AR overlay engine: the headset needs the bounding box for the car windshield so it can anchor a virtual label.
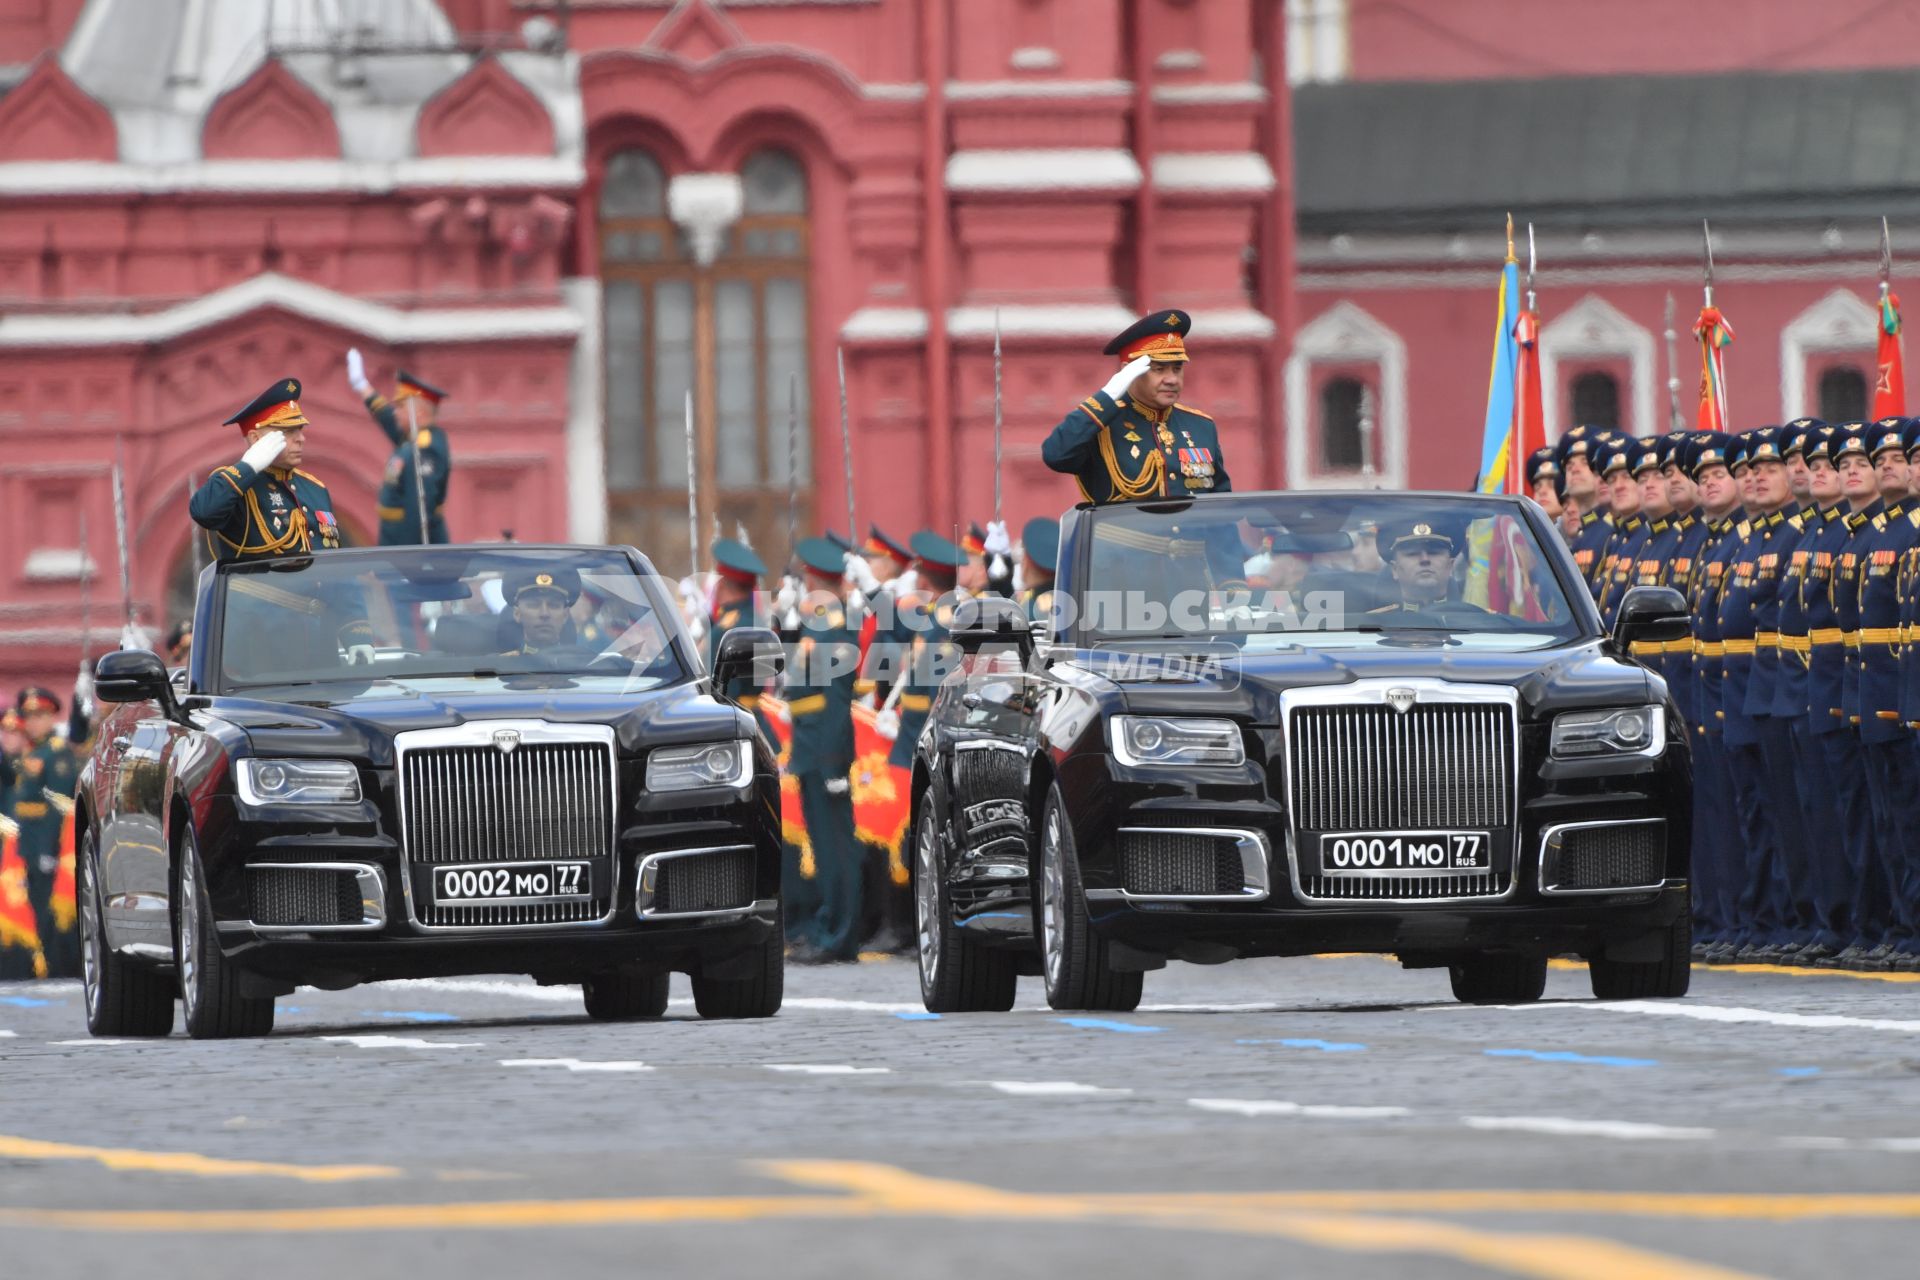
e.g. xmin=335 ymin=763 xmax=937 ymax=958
xmin=1073 ymin=493 xmax=1583 ymax=648
xmin=212 ymin=547 xmax=691 ymax=693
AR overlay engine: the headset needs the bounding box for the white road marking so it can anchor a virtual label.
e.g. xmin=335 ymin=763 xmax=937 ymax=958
xmin=1188 ymin=1099 xmax=1412 ymax=1119
xmin=0 ymin=1030 xmax=16 ymax=1038
xmin=1462 ymin=1115 xmax=1715 ymax=1142
xmin=500 ymin=1058 xmax=652 ymax=1073
xmin=380 ymin=979 xmax=579 ymax=1003
xmin=318 ymin=1035 xmax=483 ymax=1050
xmin=1481 ymin=999 xmax=1920 ymax=1034
xmin=982 ymin=1081 xmax=1132 ymax=1097
xmin=1869 ymin=1138 xmax=1920 ymax=1152
xmin=763 ymin=1064 xmax=892 ymax=1075
xmin=47 ymin=1039 xmax=131 ymax=1046
xmin=783 ymin=998 xmax=937 ymax=1014
xmin=1139 ymin=1003 xmax=1288 ymax=1014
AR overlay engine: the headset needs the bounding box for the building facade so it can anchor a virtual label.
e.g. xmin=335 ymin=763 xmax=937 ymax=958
xmin=0 ymin=0 xmax=1293 ymax=698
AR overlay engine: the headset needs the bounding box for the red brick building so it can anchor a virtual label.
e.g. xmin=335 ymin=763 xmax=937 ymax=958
xmin=0 ymin=0 xmax=1293 ymax=697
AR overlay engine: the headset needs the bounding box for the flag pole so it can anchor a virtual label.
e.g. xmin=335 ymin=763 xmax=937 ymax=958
xmin=1663 ymin=293 xmax=1684 ymax=433
xmin=1873 ymin=216 xmax=1905 ymax=419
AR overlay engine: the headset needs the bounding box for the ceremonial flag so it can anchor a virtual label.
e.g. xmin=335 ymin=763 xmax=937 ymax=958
xmin=1474 ymin=220 xmax=1524 ymax=496
xmin=761 ymin=695 xmax=912 ymax=886
xmin=1694 ymin=306 xmax=1734 ymax=432
xmin=1874 ymin=288 xmax=1905 ymax=419
xmin=1510 ymin=306 xmax=1546 ymax=494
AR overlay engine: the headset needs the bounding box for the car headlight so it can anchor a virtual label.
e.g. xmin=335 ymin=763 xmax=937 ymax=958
xmin=1550 ymin=706 xmax=1666 ymax=760
xmin=646 ymin=740 xmax=753 ymax=791
xmin=236 ymin=758 xmax=363 ymax=806
xmin=1110 ymin=716 xmax=1246 ymax=767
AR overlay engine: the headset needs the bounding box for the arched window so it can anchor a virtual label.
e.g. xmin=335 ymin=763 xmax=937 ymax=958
xmin=715 ymin=148 xmax=811 ymax=497
xmin=600 ymin=149 xmax=678 ymax=501
xmin=1318 ymin=376 xmax=1365 ymax=471
xmin=1570 ymin=371 xmax=1621 ymax=430
xmin=1819 ymin=365 xmax=1868 ymax=423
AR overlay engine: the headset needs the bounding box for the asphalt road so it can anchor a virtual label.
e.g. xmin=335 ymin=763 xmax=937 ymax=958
xmin=2 ymin=955 xmax=1917 ymax=1279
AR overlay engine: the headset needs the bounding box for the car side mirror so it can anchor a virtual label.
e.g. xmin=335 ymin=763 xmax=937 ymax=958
xmin=1613 ymin=585 xmax=1690 ymax=650
xmin=711 ymin=626 xmax=784 ymax=694
xmin=949 ymin=596 xmax=1033 ymax=656
xmin=94 ymin=649 xmax=174 ymax=706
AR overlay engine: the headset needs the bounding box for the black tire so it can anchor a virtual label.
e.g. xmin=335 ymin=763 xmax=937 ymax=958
xmin=79 ymin=828 xmax=174 ymax=1038
xmin=1449 ymin=952 xmax=1548 ymax=1004
xmin=174 ymin=825 xmax=274 ymax=1040
xmin=691 ymin=918 xmax=784 ymax=1019
xmin=914 ymin=802 xmax=1017 ymax=1013
xmin=1589 ymin=910 xmax=1692 ymax=1000
xmin=1036 ymin=783 xmax=1143 ymax=1012
xmin=581 ymin=970 xmax=670 ymax=1020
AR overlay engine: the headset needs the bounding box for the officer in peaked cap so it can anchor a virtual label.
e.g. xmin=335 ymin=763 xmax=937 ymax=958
xmin=1682 ymin=431 xmax=1745 ymax=955
xmin=1018 ymin=516 xmax=1061 ymax=624
xmin=1554 ymin=425 xmax=1616 ymax=591
xmin=1625 ymin=438 xmax=1682 ymax=666
xmin=190 ymin=378 xmax=349 ymax=562
xmin=1367 ymin=517 xmax=1488 ymax=623
xmin=1781 ymin=417 xmax=1824 ymax=515
xmin=853 ymin=525 xmax=914 ymax=708
xmin=1524 ymin=445 xmax=1562 ymax=523
xmin=346 ymin=351 xmax=452 ymax=545
xmin=500 ymin=566 xmax=583 ymax=654
xmin=785 ymin=536 xmax=864 ymax=962
xmin=708 ymin=538 xmax=774 ymax=741
xmin=1593 ymin=437 xmax=1652 ymax=627
xmin=888 ymin=531 xmax=969 ymax=771
xmin=822 ymin=529 xmax=854 ymax=555
xmin=1042 ymin=309 xmax=1231 ymax=504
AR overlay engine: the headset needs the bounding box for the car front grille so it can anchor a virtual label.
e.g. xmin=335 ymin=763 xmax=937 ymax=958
xmin=1543 ymin=822 xmax=1665 ymax=893
xmin=249 ymin=867 xmax=362 ymax=926
xmin=1285 ymin=698 xmax=1516 ymax=902
xmin=1118 ymin=830 xmax=1246 ymax=896
xmin=651 ymin=847 xmax=756 ymax=915
xmin=397 ymin=730 xmax=616 ymax=929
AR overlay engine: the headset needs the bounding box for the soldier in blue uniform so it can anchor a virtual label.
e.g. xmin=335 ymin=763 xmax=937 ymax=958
xmin=1525 ymin=445 xmax=1561 ymax=524
xmin=1018 ymin=516 xmax=1060 ymax=624
xmin=888 ymin=531 xmax=969 ymax=771
xmin=1625 ymin=438 xmax=1681 ymax=668
xmin=1593 ymin=438 xmax=1651 ymax=627
xmin=785 ymin=537 xmax=864 ymax=963
xmin=1681 ymin=434 xmax=1743 ymax=956
xmin=1854 ymin=420 xmax=1920 ymax=970
xmin=1554 ymin=426 xmax=1615 ymax=592
xmin=7 ymin=688 xmax=79 ymax=977
xmin=347 ymin=350 xmax=451 ymax=545
xmin=190 ymin=378 xmax=348 ymax=563
xmin=1042 ymin=309 xmax=1231 ymax=504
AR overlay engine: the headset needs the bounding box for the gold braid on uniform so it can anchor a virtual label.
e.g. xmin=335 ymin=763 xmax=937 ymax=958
xmin=1097 ymin=427 xmax=1167 ymax=499
xmin=210 ymin=473 xmax=312 ymax=558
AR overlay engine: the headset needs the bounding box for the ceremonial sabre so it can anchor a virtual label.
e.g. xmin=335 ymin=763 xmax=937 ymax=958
xmin=786 ymin=372 xmax=800 ymax=571
xmin=405 ymin=395 xmax=430 ymax=545
xmin=110 ymin=444 xmax=134 ymax=644
xmin=684 ymin=388 xmax=699 ymax=581
xmin=77 ymin=511 xmax=92 ymax=671
xmin=1702 ymin=219 xmax=1716 ymax=309
xmin=1881 ymin=215 xmax=1895 ymax=308
xmin=1663 ymin=292 xmax=1684 ymax=433
xmin=836 ymin=345 xmax=855 ymax=545
xmin=991 ymin=309 xmax=1007 ymax=579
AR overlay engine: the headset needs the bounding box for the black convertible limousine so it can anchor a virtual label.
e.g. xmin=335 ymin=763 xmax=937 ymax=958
xmin=910 ymin=491 xmax=1693 ymax=1013
xmin=76 ymin=545 xmax=785 ymax=1038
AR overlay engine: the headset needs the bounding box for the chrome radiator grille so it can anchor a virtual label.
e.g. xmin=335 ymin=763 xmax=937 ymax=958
xmin=396 ymin=730 xmax=616 ymax=929
xmin=1286 ymin=699 xmax=1516 ymax=902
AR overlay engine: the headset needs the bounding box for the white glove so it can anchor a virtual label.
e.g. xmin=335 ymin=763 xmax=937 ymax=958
xmin=847 ymin=586 xmax=868 ymax=615
xmin=240 ymin=431 xmax=286 ymax=473
xmin=891 ymin=568 xmax=917 ymax=599
xmin=984 ymin=521 xmax=1011 ymax=557
xmin=1101 ymin=354 xmax=1153 ymax=401
xmin=346 ymin=644 xmax=376 ymax=666
xmin=346 ymin=347 xmax=370 ymax=395
xmin=774 ymin=575 xmax=800 ymax=617
xmin=874 ymin=708 xmax=900 ymax=741
xmin=120 ymin=623 xmax=148 ymax=652
xmin=844 ymin=550 xmax=881 ymax=595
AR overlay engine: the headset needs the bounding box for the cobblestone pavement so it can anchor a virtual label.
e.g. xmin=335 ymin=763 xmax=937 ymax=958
xmin=2 ymin=955 xmax=1917 ymax=1279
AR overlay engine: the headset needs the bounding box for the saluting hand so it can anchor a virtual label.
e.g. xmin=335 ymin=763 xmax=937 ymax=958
xmin=346 ymin=347 xmax=370 ymax=396
xmin=1101 ymin=354 xmax=1153 ymax=401
xmin=240 ymin=430 xmax=286 ymax=473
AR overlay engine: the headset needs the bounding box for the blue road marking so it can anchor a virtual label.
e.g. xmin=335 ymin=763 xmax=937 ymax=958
xmin=367 ymin=1011 xmax=459 ymax=1023
xmin=1056 ymin=1017 xmax=1163 ymax=1034
xmin=1237 ymin=1038 xmax=1367 ymax=1052
xmin=0 ymin=996 xmax=55 ymax=1008
xmin=894 ymin=1012 xmax=942 ymax=1021
xmin=1776 ymin=1067 xmax=1822 ymax=1077
xmin=1485 ymin=1048 xmax=1657 ymax=1068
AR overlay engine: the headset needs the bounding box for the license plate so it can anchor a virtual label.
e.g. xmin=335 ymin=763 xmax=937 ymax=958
xmin=432 ymin=861 xmax=593 ymax=906
xmin=1318 ymin=831 xmax=1491 ymax=875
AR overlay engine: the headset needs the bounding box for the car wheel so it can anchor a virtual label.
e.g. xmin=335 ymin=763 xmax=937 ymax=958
xmin=80 ymin=828 xmax=173 ymax=1038
xmin=915 ymin=801 xmax=1016 ymax=1013
xmin=1036 ymin=783 xmax=1142 ymax=1012
xmin=1589 ymin=909 xmax=1692 ymax=1000
xmin=581 ymin=970 xmax=670 ymax=1020
xmin=691 ymin=916 xmax=784 ymax=1019
xmin=174 ymin=825 xmax=274 ymax=1040
xmin=1448 ymin=952 xmax=1548 ymax=1004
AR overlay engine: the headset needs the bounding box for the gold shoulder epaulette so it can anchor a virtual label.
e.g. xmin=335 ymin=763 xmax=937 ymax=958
xmin=1737 ymin=520 xmax=1751 ymax=538
xmin=1173 ymin=402 xmax=1215 ymax=422
xmin=293 ymin=468 xmax=325 ymax=485
xmin=1872 ymin=514 xmax=1888 ymax=531
xmin=1788 ymin=513 xmax=1805 ymax=531
xmin=1908 ymin=508 xmax=1920 ymax=529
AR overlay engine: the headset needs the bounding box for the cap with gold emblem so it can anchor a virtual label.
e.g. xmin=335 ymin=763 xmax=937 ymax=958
xmin=1376 ymin=518 xmax=1462 ymax=558
xmin=223 ymin=378 xmax=309 ymax=433
xmin=960 ymin=523 xmax=988 ymax=559
xmin=1103 ymin=309 xmax=1192 ymax=364
xmin=16 ymin=685 xmax=61 ymax=715
xmin=503 ymin=566 xmax=581 ymax=606
xmin=393 ymin=370 xmax=449 ymax=404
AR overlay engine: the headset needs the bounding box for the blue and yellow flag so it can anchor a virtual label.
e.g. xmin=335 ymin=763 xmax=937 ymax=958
xmin=1475 ymin=235 xmax=1523 ymax=495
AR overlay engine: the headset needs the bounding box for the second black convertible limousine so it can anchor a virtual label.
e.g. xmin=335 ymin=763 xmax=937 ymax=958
xmin=76 ymin=545 xmax=785 ymax=1038
xmin=910 ymin=491 xmax=1693 ymax=1013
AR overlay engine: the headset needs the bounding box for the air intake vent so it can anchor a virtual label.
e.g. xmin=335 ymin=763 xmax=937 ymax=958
xmin=1543 ymin=822 xmax=1665 ymax=893
xmin=250 ymin=867 xmax=361 ymax=926
xmin=652 ymin=848 xmax=756 ymax=915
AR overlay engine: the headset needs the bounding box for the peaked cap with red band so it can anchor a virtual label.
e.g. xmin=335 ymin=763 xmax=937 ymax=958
xmin=1103 ymin=309 xmax=1192 ymax=364
xmin=393 ymin=370 xmax=450 ymax=404
xmin=223 ymin=377 xmax=310 ymax=433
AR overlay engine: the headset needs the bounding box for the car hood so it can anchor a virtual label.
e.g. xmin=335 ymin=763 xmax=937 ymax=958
xmin=1068 ymin=639 xmax=1653 ymax=724
xmin=204 ymin=677 xmax=746 ymax=762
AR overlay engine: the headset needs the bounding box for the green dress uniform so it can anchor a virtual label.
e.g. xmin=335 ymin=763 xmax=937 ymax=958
xmin=1018 ymin=516 xmax=1060 ymax=625
xmin=363 ymin=371 xmax=451 ymax=545
xmin=890 ymin=531 xmax=968 ymax=770
xmin=1042 ymin=309 xmax=1232 ymax=504
xmin=708 ymin=538 xmax=774 ymax=743
xmin=9 ymin=689 xmax=78 ymax=977
xmin=787 ymin=538 xmax=863 ymax=960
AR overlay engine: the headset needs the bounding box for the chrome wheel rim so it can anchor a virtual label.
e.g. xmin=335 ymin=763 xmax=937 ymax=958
xmin=915 ymin=810 xmax=941 ymax=987
xmin=1041 ymin=804 xmax=1066 ymax=990
xmin=177 ymin=835 xmax=199 ymax=1022
xmin=79 ymin=843 xmax=101 ymax=1018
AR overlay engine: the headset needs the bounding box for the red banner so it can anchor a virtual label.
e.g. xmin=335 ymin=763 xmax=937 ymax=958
xmin=1875 ymin=290 xmax=1905 ymax=420
xmin=761 ymin=696 xmax=913 ymax=886
xmin=1510 ymin=308 xmax=1547 ymax=495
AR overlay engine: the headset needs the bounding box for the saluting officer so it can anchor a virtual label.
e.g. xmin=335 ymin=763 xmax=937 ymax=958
xmin=786 ymin=537 xmax=864 ymax=963
xmin=1043 ymin=309 xmax=1230 ymax=503
xmin=1854 ymin=419 xmax=1920 ymax=970
xmin=887 ymin=531 xmax=971 ymax=771
xmin=709 ymin=538 xmax=775 ymax=744
xmin=1555 ymin=426 xmax=1615 ymax=592
xmin=190 ymin=379 xmax=348 ymax=562
xmin=1018 ymin=516 xmax=1060 ymax=624
xmin=347 ymin=350 xmax=452 ymax=545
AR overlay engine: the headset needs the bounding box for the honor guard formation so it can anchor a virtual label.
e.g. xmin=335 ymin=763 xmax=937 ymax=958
xmin=1547 ymin=417 xmax=1920 ymax=971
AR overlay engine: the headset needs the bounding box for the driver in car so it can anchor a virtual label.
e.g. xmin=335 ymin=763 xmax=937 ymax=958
xmin=1369 ymin=518 xmax=1489 ymax=623
xmin=502 ymin=567 xmax=582 ymax=653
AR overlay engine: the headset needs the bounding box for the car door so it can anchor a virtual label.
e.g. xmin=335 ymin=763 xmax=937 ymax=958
xmin=105 ymin=710 xmax=175 ymax=955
